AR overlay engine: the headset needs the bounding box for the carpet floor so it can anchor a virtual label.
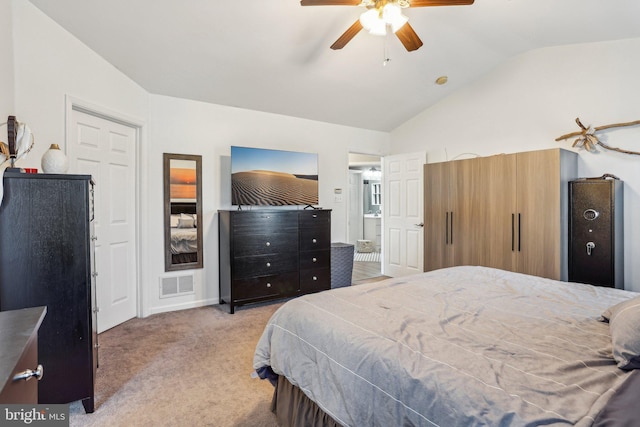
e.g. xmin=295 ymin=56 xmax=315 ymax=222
xmin=69 ymin=302 xmax=283 ymax=427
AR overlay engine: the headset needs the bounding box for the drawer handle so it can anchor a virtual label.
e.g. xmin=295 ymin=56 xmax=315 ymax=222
xmin=312 ymin=276 xmax=318 ymax=281
xmin=266 ymin=283 xmax=272 ymax=288
xmin=266 ymin=262 xmax=271 ymax=267
xmin=266 ymin=242 xmax=271 ymax=247
xmin=313 ymin=214 xmax=318 ymax=218
xmin=312 ymin=257 xmax=317 ymax=262
xmin=312 ymin=238 xmax=317 ymax=243
xmin=13 ymin=365 xmax=44 ymax=382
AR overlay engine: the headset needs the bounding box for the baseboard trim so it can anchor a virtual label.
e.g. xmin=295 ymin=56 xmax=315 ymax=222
xmin=148 ymin=298 xmax=220 ymax=316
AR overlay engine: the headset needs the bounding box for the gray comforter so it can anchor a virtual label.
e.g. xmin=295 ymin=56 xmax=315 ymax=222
xmin=253 ymin=266 xmax=638 ymax=426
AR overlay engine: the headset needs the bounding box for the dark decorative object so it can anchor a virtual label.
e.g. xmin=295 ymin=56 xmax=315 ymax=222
xmin=1 ymin=115 xmax=35 ymax=172
xmin=7 ymin=115 xmax=16 ymax=167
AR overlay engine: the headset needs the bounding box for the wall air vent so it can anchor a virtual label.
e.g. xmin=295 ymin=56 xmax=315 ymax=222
xmin=159 ymin=274 xmax=195 ymax=298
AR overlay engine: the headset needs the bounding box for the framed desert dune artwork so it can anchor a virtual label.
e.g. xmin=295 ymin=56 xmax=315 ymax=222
xmin=230 ymin=146 xmax=318 ymax=207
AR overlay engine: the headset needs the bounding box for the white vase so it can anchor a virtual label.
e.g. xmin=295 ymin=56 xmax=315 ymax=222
xmin=41 ymin=144 xmax=69 ymax=174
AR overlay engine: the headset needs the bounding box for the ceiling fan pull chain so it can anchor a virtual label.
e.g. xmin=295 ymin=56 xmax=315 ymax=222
xmin=383 ymin=36 xmax=391 ymax=66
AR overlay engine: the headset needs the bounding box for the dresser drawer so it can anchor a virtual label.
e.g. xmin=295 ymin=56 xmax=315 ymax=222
xmin=0 ymin=334 xmax=38 ymax=404
xmin=299 ymin=227 xmax=331 ymax=251
xmin=233 ymin=254 xmax=299 ymax=279
xmin=299 ymin=268 xmax=331 ymax=293
xmin=233 ymin=232 xmax=298 ymax=257
xmin=299 ymin=210 xmax=331 ymax=228
xmin=233 ymin=272 xmax=299 ymax=301
xmin=300 ymin=249 xmax=330 ymax=270
xmin=233 ymin=211 xmax=298 ymax=234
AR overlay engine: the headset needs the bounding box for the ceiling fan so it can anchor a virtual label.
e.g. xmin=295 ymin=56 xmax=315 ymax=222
xmin=301 ymin=0 xmax=474 ymax=52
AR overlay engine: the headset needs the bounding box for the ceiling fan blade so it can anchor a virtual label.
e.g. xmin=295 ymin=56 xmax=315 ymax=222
xmin=395 ymin=22 xmax=423 ymax=51
xmin=330 ymin=20 xmax=363 ymax=50
xmin=408 ymin=0 xmax=474 ymax=6
xmin=300 ymin=0 xmax=362 ymax=5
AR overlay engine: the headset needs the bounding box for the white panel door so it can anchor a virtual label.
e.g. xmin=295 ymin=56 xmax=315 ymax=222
xmin=68 ymin=109 xmax=137 ymax=333
xmin=383 ymin=152 xmax=426 ymax=277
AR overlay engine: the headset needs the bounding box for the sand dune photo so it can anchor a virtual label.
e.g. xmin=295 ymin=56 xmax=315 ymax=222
xmin=232 ymin=170 xmax=318 ymax=206
xmin=231 ymin=146 xmax=319 ymax=206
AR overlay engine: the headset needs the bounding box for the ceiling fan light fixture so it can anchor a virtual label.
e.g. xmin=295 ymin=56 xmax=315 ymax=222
xmin=359 ymin=2 xmax=407 ymax=36
xmin=383 ymin=3 xmax=408 ymax=33
xmin=360 ymin=9 xmax=387 ymax=35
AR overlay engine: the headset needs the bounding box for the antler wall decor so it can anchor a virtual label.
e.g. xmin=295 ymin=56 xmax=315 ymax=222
xmin=556 ymin=118 xmax=640 ymax=155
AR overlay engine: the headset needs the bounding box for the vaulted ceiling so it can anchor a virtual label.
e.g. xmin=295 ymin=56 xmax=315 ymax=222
xmin=28 ymin=0 xmax=640 ymax=131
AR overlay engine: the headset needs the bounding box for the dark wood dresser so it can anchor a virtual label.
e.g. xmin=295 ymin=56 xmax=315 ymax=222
xmin=0 ymin=306 xmax=47 ymax=404
xmin=218 ymin=209 xmax=331 ymax=313
xmin=0 ymin=172 xmax=97 ymax=413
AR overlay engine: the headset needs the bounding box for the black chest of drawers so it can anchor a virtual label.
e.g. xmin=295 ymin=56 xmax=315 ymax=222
xmin=0 ymin=173 xmax=96 ymax=412
xmin=218 ymin=209 xmax=331 ymax=313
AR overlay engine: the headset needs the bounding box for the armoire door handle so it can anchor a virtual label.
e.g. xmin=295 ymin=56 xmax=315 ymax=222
xmin=450 ymin=212 xmax=454 ymax=245
xmin=518 ymin=213 xmax=521 ymax=252
xmin=511 ymin=213 xmax=515 ymax=251
xmin=445 ymin=212 xmax=449 ymax=245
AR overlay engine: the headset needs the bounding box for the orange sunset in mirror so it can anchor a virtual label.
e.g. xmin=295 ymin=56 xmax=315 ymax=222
xmin=170 ymin=167 xmax=197 ymax=199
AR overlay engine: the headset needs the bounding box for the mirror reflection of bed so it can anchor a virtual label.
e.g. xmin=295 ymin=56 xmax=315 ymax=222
xmin=170 ymin=202 xmax=198 ymax=264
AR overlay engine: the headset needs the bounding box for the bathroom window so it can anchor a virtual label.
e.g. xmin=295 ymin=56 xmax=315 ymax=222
xmin=371 ymin=183 xmax=381 ymax=206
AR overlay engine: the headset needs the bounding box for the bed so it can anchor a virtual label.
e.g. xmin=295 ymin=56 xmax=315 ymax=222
xmin=170 ymin=202 xmax=198 ymax=264
xmin=253 ymin=266 xmax=640 ymax=426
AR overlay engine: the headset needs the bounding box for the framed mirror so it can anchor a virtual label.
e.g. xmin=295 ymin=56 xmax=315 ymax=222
xmin=163 ymin=153 xmax=203 ymax=271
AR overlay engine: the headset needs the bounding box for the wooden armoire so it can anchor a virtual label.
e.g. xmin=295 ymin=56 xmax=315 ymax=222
xmin=423 ymin=148 xmax=577 ymax=281
xmin=0 ymin=172 xmax=97 ymax=412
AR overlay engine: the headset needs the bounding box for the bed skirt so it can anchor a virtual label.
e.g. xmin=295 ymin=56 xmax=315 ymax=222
xmin=272 ymin=376 xmax=341 ymax=427
xmin=171 ymin=252 xmax=197 ymax=264
xmin=269 ymin=370 xmax=640 ymax=427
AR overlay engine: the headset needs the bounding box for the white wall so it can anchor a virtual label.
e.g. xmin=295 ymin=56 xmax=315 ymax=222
xmin=391 ymin=38 xmax=640 ymax=292
xmin=148 ymin=95 xmax=388 ymax=314
xmin=11 ymin=0 xmax=149 ymax=168
xmin=0 ymin=0 xmax=15 ymax=119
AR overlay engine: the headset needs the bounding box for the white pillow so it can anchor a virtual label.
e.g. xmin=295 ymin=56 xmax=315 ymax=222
xmin=178 ymin=213 xmax=195 ymax=228
xmin=603 ymin=295 xmax=640 ymax=370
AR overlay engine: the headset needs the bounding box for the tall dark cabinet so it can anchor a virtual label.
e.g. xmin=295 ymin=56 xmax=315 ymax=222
xmin=0 ymin=172 xmax=97 ymax=413
xmin=568 ymin=176 xmax=624 ymax=289
xmin=218 ymin=209 xmax=331 ymax=313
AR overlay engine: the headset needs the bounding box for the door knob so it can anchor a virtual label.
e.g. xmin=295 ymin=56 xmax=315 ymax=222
xmin=586 ymin=241 xmax=596 ymax=256
xmin=13 ymin=365 xmax=44 ymax=382
xmin=415 ymin=222 xmax=424 ymax=227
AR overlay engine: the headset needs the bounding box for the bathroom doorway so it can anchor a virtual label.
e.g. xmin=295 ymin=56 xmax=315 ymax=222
xmin=348 ymin=153 xmax=383 ymax=283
